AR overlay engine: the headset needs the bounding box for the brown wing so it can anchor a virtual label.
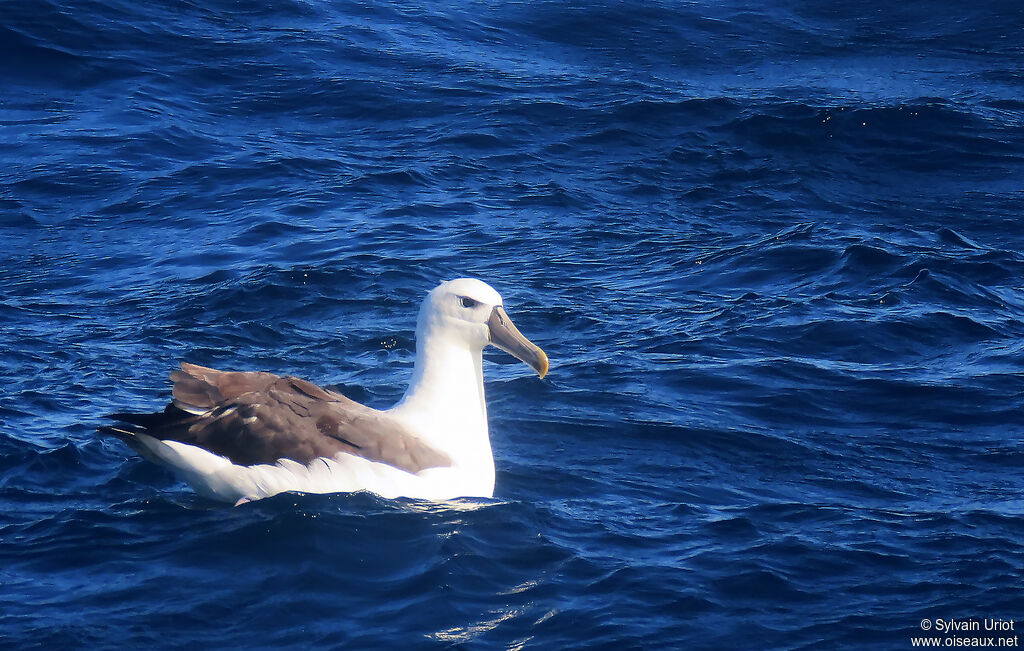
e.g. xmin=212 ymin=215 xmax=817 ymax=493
xmin=105 ymin=363 xmax=451 ymax=473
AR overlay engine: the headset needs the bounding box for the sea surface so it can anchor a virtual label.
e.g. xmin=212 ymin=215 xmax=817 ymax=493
xmin=2 ymin=0 xmax=1024 ymax=648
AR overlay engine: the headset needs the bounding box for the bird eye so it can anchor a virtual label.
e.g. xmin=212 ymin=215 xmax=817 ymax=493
xmin=460 ymin=296 xmax=478 ymax=309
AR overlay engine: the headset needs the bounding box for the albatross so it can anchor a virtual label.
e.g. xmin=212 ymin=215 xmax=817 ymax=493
xmin=99 ymin=278 xmax=548 ymax=504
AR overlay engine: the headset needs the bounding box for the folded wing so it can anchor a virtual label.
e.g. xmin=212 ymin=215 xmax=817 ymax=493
xmin=101 ymin=363 xmax=451 ymax=473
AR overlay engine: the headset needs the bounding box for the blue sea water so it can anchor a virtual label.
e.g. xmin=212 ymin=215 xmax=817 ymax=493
xmin=2 ymin=0 xmax=1024 ymax=647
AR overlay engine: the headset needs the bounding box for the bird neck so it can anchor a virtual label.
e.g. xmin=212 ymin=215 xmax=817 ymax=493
xmin=390 ymin=328 xmax=492 ymax=462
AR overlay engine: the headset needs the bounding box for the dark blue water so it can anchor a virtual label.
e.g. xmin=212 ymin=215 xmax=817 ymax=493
xmin=3 ymin=0 xmax=1024 ymax=647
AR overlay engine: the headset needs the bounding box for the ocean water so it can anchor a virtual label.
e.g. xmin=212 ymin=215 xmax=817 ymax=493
xmin=2 ymin=0 xmax=1024 ymax=647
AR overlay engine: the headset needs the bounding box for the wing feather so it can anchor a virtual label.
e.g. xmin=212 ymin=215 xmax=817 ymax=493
xmin=104 ymin=363 xmax=451 ymax=473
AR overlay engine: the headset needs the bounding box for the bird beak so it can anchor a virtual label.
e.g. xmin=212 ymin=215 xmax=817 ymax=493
xmin=487 ymin=305 xmax=549 ymax=379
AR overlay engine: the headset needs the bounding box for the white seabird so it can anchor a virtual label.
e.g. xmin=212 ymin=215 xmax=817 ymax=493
xmin=99 ymin=278 xmax=548 ymax=504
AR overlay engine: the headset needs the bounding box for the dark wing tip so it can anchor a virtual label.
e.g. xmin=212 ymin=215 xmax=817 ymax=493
xmin=97 ymin=424 xmax=135 ymax=438
xmin=97 ymin=425 xmax=147 ymax=456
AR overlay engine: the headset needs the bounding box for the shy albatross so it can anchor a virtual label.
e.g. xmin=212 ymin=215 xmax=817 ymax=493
xmin=99 ymin=278 xmax=548 ymax=504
